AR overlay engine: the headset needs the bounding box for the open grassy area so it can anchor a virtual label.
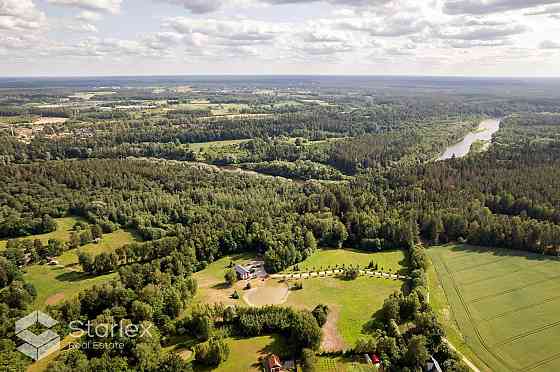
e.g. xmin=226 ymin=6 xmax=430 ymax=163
xmin=284 ymin=274 xmax=403 ymax=347
xmin=316 ymin=356 xmax=378 ymax=372
xmin=284 ymin=248 xmax=407 ymax=275
xmin=193 ymin=250 xmax=406 ymax=349
xmin=57 ymin=229 xmax=141 ymax=267
xmin=0 ymin=217 xmax=81 ymax=251
xmin=428 ymin=244 xmax=560 ymax=372
xmin=193 ymin=253 xmax=256 ymax=306
xmin=23 ymin=265 xmax=117 ymax=309
xmin=188 ymin=139 xmax=249 ymax=152
xmin=196 ymin=335 xmax=289 ymax=372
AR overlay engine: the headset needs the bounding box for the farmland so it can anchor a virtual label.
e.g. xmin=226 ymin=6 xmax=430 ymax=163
xmin=429 ymin=244 xmax=560 ymax=372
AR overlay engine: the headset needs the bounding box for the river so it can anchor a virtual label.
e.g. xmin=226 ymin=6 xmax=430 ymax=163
xmin=437 ymin=118 xmax=501 ymax=160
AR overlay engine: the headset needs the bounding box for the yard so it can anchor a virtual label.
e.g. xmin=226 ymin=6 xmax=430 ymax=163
xmin=193 ymin=249 xmax=407 ymax=350
xmin=282 ymin=248 xmax=408 ymax=276
xmin=428 ymin=244 xmax=560 ymax=372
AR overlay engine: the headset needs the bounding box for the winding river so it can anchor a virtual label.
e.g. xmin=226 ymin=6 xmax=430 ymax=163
xmin=437 ymin=118 xmax=501 ymax=161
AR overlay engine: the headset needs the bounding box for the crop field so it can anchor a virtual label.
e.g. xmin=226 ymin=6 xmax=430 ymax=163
xmin=429 ymin=244 xmax=560 ymax=372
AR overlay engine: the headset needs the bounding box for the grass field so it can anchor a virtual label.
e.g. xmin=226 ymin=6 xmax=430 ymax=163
xmin=193 ymin=253 xmax=255 ymax=306
xmin=315 ymin=356 xmax=377 ymax=372
xmin=196 ymin=335 xmax=288 ymax=372
xmin=284 ymin=274 xmax=403 ymax=347
xmin=0 ymin=216 xmax=139 ymax=308
xmin=58 ymin=229 xmax=141 ymax=266
xmin=283 ymin=248 xmax=407 ymax=275
xmin=188 ymin=139 xmax=249 ymax=152
xmin=194 ymin=250 xmax=406 ymax=348
xmin=429 ymin=244 xmax=560 ymax=372
xmin=24 ymin=265 xmax=117 ymax=308
xmin=0 ymin=217 xmax=81 ymax=251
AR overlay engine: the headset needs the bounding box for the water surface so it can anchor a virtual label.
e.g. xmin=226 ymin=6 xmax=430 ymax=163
xmin=438 ymin=118 xmax=501 ymax=160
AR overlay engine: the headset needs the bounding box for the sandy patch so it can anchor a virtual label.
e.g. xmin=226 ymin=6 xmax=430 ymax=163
xmin=34 ymin=117 xmax=68 ymax=125
xmin=243 ymin=281 xmax=289 ymax=306
xmin=321 ymin=306 xmax=346 ymax=352
xmin=45 ymin=292 xmax=65 ymax=305
xmin=177 ymin=349 xmax=193 ymax=361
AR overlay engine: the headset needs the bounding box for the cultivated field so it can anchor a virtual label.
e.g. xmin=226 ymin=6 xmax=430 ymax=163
xmin=429 ymin=244 xmax=560 ymax=372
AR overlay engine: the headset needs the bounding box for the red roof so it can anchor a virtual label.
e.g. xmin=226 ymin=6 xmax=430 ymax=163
xmin=267 ymin=354 xmax=282 ymax=369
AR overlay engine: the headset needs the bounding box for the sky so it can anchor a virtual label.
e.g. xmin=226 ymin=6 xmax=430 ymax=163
xmin=0 ymin=0 xmax=560 ymax=77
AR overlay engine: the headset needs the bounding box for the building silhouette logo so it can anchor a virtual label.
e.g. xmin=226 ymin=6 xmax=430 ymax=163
xmin=15 ymin=311 xmax=60 ymax=361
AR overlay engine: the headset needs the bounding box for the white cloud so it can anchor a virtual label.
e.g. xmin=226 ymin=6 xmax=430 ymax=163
xmin=0 ymin=0 xmax=46 ymax=31
xmin=77 ymin=10 xmax=103 ymax=22
xmin=443 ymin=0 xmax=560 ymax=15
xmin=47 ymin=0 xmax=122 ymax=14
xmin=539 ymin=40 xmax=560 ymax=49
xmin=167 ymin=17 xmax=287 ymax=44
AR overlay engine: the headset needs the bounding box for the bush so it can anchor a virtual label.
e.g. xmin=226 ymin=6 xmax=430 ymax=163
xmin=224 ymin=269 xmax=237 ymax=287
xmin=343 ymin=267 xmax=360 ymax=280
xmin=312 ymin=304 xmax=329 ymax=327
xmin=194 ymin=338 xmax=230 ymax=366
xmin=292 ymin=281 xmax=303 ymax=290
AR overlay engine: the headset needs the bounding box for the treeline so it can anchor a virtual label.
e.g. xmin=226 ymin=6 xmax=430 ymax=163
xmin=244 ymin=160 xmax=345 ymax=181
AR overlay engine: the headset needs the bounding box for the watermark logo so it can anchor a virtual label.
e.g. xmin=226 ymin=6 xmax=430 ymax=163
xmin=15 ymin=311 xmax=153 ymax=362
xmin=15 ymin=311 xmax=60 ymax=361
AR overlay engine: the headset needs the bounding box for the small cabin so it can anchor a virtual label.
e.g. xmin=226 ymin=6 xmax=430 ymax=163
xmin=266 ymin=354 xmax=282 ymax=372
xmin=235 ymin=264 xmax=251 ymax=280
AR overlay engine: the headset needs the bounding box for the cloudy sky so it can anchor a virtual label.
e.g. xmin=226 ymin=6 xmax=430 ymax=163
xmin=1 ymin=0 xmax=560 ymax=76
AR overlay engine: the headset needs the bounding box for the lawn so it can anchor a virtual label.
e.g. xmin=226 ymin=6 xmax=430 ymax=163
xmin=57 ymin=229 xmax=141 ymax=266
xmin=194 ymin=335 xmax=289 ymax=372
xmin=193 ymin=253 xmax=256 ymax=306
xmin=428 ymin=244 xmax=560 ymax=372
xmin=284 ymin=275 xmax=403 ymax=347
xmin=316 ymin=356 xmax=377 ymax=372
xmin=193 ymin=250 xmax=406 ymax=349
xmin=0 ymin=217 xmax=81 ymax=251
xmin=23 ymin=265 xmax=117 ymax=309
xmin=283 ymin=248 xmax=407 ymax=275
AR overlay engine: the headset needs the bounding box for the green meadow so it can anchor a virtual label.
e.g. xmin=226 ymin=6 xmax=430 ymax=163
xmin=284 ymin=248 xmax=407 ymax=275
xmin=429 ymin=244 xmax=560 ymax=372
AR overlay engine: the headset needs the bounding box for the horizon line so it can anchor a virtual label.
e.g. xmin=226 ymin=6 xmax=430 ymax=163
xmin=1 ymin=73 xmax=560 ymax=80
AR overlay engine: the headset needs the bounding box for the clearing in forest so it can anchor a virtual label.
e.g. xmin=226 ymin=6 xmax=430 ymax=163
xmin=429 ymin=244 xmax=560 ymax=372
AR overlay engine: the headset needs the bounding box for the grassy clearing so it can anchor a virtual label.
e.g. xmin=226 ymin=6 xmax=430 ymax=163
xmin=284 ymin=248 xmax=407 ymax=275
xmin=316 ymin=356 xmax=377 ymax=372
xmin=23 ymin=265 xmax=117 ymax=309
xmin=193 ymin=253 xmax=256 ymax=306
xmin=284 ymin=274 xmax=403 ymax=347
xmin=0 ymin=217 xmax=81 ymax=251
xmin=188 ymin=139 xmax=249 ymax=152
xmin=193 ymin=250 xmax=406 ymax=348
xmin=428 ymin=244 xmax=560 ymax=372
xmin=194 ymin=335 xmax=289 ymax=372
xmin=57 ymin=229 xmax=141 ymax=266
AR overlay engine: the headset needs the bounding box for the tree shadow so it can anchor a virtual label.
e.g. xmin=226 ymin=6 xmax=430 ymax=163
xmin=55 ymin=270 xmax=95 ymax=282
xmin=444 ymin=243 xmax=559 ymax=263
xmin=361 ymin=308 xmax=384 ymax=334
xmin=211 ymin=282 xmax=231 ymax=290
